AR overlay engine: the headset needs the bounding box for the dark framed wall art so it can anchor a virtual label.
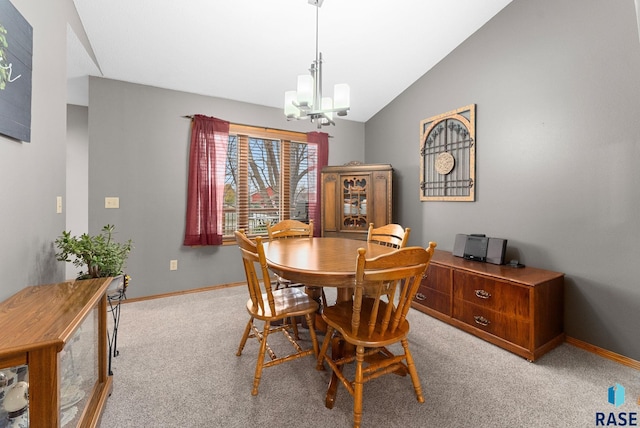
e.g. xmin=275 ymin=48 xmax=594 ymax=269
xmin=0 ymin=0 xmax=33 ymax=142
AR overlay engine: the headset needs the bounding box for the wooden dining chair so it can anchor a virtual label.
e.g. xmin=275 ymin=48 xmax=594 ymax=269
xmin=234 ymin=230 xmax=319 ymax=396
xmin=366 ymin=223 xmax=411 ymax=300
xmin=266 ymin=219 xmax=314 ymax=290
xmin=316 ymin=242 xmax=437 ymax=428
xmin=366 ymin=223 xmax=410 ymax=248
xmin=267 ymin=218 xmax=314 ymax=240
xmin=266 ymin=219 xmax=327 ymax=311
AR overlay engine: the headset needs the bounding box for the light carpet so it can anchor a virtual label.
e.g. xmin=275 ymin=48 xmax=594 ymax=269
xmin=99 ymin=285 xmax=640 ymax=427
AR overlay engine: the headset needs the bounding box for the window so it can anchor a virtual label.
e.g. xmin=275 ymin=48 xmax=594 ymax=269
xmin=223 ymin=125 xmax=316 ymax=238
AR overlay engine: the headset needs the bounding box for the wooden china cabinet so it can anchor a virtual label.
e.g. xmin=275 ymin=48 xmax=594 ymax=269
xmin=0 ymin=278 xmax=112 ymax=427
xmin=411 ymin=250 xmax=565 ymax=361
xmin=321 ymin=162 xmax=393 ymax=240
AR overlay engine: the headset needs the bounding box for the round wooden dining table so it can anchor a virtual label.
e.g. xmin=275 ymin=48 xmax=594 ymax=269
xmin=264 ymin=236 xmax=396 ymax=303
xmin=264 ymin=236 xmax=398 ymax=408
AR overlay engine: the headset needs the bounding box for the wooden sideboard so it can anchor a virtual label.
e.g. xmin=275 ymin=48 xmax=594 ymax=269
xmin=0 ymin=278 xmax=112 ymax=427
xmin=411 ymin=250 xmax=564 ymax=361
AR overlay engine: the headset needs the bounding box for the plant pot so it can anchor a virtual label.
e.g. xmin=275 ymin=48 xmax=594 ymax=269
xmin=107 ymin=274 xmax=125 ymax=293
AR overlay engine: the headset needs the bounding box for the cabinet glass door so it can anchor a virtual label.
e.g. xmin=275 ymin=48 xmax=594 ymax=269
xmin=0 ymin=364 xmax=29 ymax=427
xmin=59 ymin=305 xmax=99 ymax=426
xmin=341 ymin=174 xmax=369 ymax=230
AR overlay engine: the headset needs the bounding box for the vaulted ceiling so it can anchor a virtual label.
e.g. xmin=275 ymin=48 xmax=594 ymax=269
xmin=67 ymin=0 xmax=513 ymax=123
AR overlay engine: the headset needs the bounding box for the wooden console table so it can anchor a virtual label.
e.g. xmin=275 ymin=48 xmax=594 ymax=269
xmin=0 ymin=278 xmax=112 ymax=427
xmin=411 ymin=250 xmax=564 ymax=361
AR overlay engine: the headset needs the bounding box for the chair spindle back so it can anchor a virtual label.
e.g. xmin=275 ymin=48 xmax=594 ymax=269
xmin=367 ymin=223 xmax=411 ymax=249
xmin=352 ymin=243 xmax=436 ymax=338
xmin=267 ymin=219 xmax=314 ymax=240
xmin=235 ymin=230 xmax=276 ymax=317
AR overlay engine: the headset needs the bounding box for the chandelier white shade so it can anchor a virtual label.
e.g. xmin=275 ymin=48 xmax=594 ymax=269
xmin=284 ymin=0 xmax=350 ymax=128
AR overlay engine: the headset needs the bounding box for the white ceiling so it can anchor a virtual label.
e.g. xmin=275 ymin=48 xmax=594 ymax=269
xmin=67 ymin=0 xmax=513 ymax=123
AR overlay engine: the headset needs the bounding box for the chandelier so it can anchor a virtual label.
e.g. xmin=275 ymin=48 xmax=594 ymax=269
xmin=284 ymin=0 xmax=350 ymax=128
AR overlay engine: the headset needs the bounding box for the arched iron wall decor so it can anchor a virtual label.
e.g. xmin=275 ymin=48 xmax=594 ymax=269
xmin=420 ymin=104 xmax=475 ymax=201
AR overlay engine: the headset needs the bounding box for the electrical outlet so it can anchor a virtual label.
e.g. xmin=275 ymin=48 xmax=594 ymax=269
xmin=170 ymin=260 xmax=178 ymax=271
xmin=105 ymin=197 xmax=120 ymax=209
xmin=56 ymin=196 xmax=63 ymax=214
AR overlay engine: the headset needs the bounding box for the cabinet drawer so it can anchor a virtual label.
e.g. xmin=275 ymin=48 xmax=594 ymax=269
xmin=422 ymin=263 xmax=451 ymax=295
xmin=453 ymin=300 xmax=530 ymax=348
xmin=414 ymin=285 xmax=450 ymax=316
xmin=453 ymin=271 xmax=530 ymax=319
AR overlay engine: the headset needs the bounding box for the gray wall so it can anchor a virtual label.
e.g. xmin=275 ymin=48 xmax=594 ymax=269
xmin=365 ymin=0 xmax=640 ymax=360
xmin=65 ymin=104 xmax=89 ymax=279
xmin=87 ymin=77 xmax=365 ymax=298
xmin=0 ymin=0 xmax=70 ymax=301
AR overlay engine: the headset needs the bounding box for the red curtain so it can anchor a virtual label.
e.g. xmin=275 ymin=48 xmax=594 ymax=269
xmin=184 ymin=115 xmax=230 ymax=246
xmin=306 ymin=131 xmax=329 ymax=237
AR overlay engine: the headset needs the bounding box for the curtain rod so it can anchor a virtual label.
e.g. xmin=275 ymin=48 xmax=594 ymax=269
xmin=182 ymin=115 xmax=332 ymax=137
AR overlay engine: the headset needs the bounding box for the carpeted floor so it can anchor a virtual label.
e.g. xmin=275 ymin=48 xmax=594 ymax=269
xmin=99 ymin=285 xmax=640 ymax=427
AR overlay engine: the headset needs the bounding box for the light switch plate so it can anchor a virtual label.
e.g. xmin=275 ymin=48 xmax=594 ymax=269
xmin=105 ymin=197 xmax=120 ymax=209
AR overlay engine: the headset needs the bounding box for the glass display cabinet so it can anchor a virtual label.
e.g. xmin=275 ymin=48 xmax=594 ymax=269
xmin=0 ymin=278 xmax=112 ymax=427
xmin=321 ymin=162 xmax=393 ymax=239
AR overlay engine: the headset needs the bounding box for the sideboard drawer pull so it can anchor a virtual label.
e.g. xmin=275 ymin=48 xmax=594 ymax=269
xmin=415 ymin=292 xmax=426 ymax=301
xmin=474 ymin=289 xmax=491 ymax=299
xmin=474 ymin=315 xmax=490 ymax=326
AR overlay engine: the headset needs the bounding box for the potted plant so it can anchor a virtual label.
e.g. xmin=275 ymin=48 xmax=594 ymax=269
xmin=55 ymin=224 xmax=133 ymax=288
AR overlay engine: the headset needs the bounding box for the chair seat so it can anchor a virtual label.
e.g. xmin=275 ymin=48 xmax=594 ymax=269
xmin=246 ymin=288 xmax=319 ymax=320
xmin=322 ymin=298 xmax=410 ymax=348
